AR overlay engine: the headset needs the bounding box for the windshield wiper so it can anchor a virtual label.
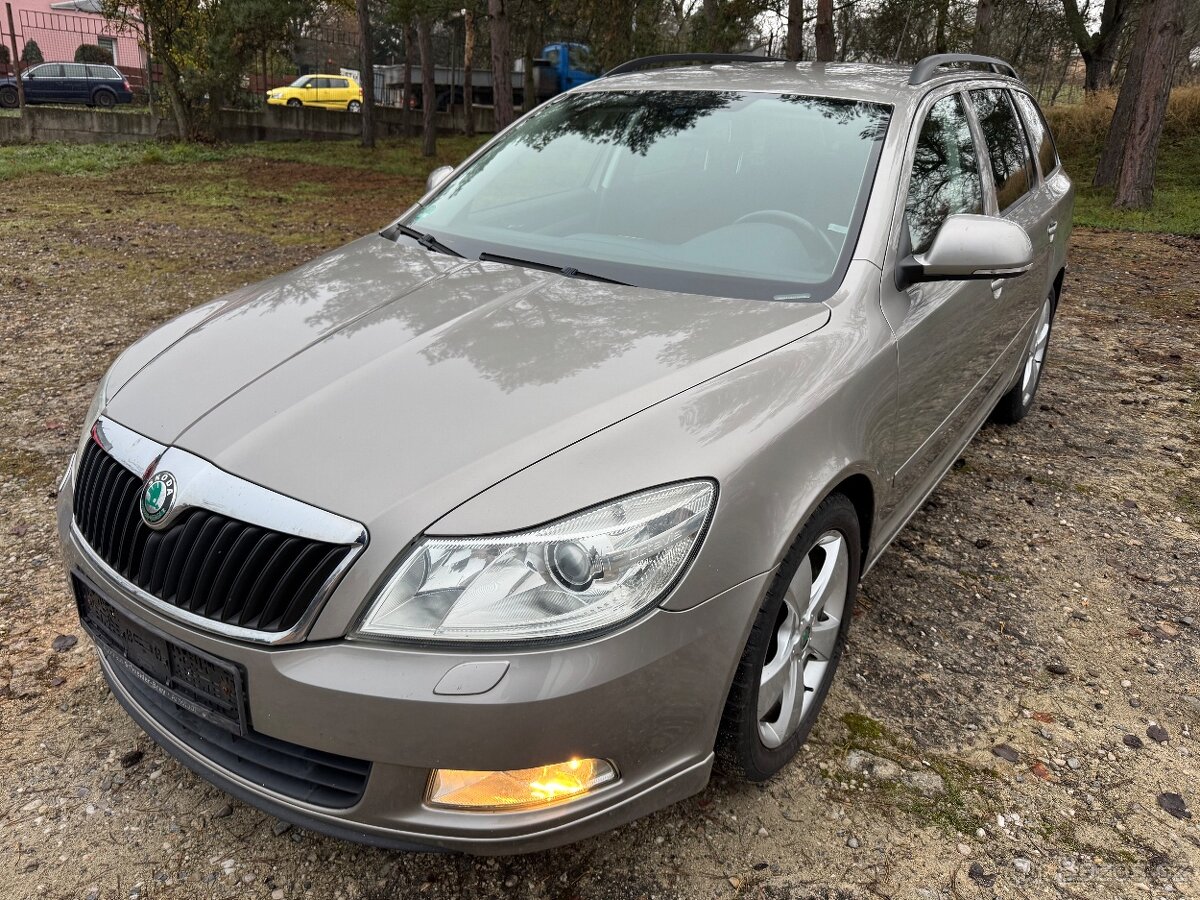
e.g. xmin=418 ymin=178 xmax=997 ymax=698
xmin=478 ymin=252 xmax=629 ymax=286
xmin=387 ymin=223 xmax=464 ymax=258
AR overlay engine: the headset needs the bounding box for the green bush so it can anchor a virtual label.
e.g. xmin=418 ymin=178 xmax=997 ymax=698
xmin=74 ymin=44 xmax=114 ymax=65
xmin=21 ymin=40 xmax=43 ymax=65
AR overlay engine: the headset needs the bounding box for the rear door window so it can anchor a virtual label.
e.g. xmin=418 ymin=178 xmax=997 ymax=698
xmin=905 ymin=93 xmax=984 ymax=254
xmin=62 ymin=64 xmax=87 ymax=79
xmin=1011 ymin=91 xmax=1059 ymax=177
xmin=969 ymin=88 xmax=1035 ymax=213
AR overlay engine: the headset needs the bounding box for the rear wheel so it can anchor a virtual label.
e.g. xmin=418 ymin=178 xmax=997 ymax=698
xmin=991 ymin=291 xmax=1054 ymax=425
xmin=0 ymin=85 xmax=18 ymax=109
xmin=347 ymin=100 xmax=361 ymax=113
xmin=93 ymin=89 xmax=116 ymax=109
xmin=717 ymin=493 xmax=861 ymax=781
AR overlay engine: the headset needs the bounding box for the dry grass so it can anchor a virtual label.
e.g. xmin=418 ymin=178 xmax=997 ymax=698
xmin=1045 ymin=85 xmax=1200 ymax=158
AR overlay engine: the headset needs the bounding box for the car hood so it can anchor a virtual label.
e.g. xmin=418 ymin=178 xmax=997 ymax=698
xmin=105 ymin=235 xmax=831 ymax=532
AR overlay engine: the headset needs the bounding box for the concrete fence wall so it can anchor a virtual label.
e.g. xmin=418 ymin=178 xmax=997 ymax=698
xmin=0 ymin=104 xmax=498 ymax=145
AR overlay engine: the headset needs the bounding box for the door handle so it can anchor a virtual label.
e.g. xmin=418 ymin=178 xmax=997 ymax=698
xmin=990 ymin=278 xmax=1004 ymax=299
xmin=1047 ymin=221 xmax=1058 ymax=242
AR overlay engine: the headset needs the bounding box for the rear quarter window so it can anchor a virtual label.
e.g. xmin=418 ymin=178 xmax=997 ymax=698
xmin=970 ymin=88 xmax=1035 ymax=213
xmin=1012 ymin=91 xmax=1059 ymax=176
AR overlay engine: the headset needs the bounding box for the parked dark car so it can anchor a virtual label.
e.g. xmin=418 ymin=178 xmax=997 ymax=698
xmin=0 ymin=63 xmax=133 ymax=109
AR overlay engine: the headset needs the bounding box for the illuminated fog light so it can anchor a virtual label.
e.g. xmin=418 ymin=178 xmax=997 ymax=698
xmin=426 ymin=758 xmax=616 ymax=810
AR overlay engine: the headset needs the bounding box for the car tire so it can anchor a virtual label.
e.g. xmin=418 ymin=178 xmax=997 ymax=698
xmin=991 ymin=290 xmax=1055 ymax=425
xmin=716 ymin=493 xmax=861 ymax=782
xmin=347 ymin=100 xmax=361 ymax=113
xmin=287 ymin=98 xmax=302 ymax=108
xmin=0 ymin=85 xmax=18 ymax=109
xmin=94 ymin=90 xmax=116 ymax=109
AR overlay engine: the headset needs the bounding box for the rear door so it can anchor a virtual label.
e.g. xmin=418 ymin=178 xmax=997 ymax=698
xmin=966 ymin=88 xmax=1043 ymax=343
xmin=1011 ymin=90 xmax=1070 ymax=299
xmin=61 ymin=63 xmax=89 ymax=103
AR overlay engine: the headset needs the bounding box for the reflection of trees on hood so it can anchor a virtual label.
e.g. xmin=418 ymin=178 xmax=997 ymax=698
xmin=515 ymin=90 xmax=737 ymax=156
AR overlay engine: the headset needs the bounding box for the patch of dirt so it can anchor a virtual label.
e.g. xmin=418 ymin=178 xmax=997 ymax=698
xmin=1 ymin=157 xmax=1197 ymax=900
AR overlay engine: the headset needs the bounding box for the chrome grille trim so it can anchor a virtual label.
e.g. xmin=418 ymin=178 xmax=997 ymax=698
xmin=72 ymin=416 xmax=368 ymax=645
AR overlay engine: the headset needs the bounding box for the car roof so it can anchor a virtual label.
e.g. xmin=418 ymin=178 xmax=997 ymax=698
xmin=578 ymin=60 xmax=1022 ymax=110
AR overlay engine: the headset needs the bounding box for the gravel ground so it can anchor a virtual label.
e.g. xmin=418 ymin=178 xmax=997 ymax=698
xmin=1 ymin=159 xmax=1197 ymax=900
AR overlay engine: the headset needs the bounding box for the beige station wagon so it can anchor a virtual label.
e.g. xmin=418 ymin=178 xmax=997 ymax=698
xmin=59 ymin=52 xmax=1072 ymax=854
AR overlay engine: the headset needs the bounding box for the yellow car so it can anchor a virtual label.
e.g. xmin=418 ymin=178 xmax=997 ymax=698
xmin=267 ymin=74 xmax=363 ymax=112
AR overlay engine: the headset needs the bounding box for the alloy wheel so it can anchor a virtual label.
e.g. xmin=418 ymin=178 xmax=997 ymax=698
xmin=757 ymin=530 xmax=850 ymax=748
xmin=1021 ymin=297 xmax=1052 ymax=407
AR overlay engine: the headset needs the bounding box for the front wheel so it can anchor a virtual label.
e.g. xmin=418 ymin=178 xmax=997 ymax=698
xmin=287 ymin=98 xmax=302 ymax=108
xmin=0 ymin=85 xmax=19 ymax=109
xmin=991 ymin=291 xmax=1054 ymax=425
xmin=717 ymin=493 xmax=861 ymax=781
xmin=347 ymin=100 xmax=361 ymax=113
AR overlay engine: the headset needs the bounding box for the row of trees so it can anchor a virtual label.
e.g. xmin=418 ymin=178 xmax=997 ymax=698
xmin=96 ymin=0 xmax=1195 ymax=208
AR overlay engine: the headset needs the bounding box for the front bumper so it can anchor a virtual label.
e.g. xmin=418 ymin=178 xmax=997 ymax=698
xmin=58 ymin=484 xmax=768 ymax=854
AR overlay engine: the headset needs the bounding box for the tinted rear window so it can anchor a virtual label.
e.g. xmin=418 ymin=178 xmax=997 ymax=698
xmin=970 ymin=89 xmax=1035 ymax=213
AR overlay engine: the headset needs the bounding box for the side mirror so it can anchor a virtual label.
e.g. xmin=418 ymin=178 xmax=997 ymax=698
xmin=425 ymin=165 xmax=454 ymax=194
xmin=899 ymin=215 xmax=1033 ymax=288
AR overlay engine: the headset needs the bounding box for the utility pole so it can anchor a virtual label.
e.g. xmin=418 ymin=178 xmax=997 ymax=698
xmin=5 ymin=3 xmax=25 ymax=109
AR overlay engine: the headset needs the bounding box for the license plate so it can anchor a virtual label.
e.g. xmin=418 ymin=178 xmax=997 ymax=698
xmin=75 ymin=576 xmax=247 ymax=735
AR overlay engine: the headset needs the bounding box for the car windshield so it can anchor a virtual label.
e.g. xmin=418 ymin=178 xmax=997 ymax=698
xmin=405 ymin=90 xmax=891 ymax=300
xmin=289 ymin=76 xmax=311 ymax=87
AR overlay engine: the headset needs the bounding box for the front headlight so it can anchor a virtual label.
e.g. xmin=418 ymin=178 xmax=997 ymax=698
xmin=355 ymin=481 xmax=716 ymax=643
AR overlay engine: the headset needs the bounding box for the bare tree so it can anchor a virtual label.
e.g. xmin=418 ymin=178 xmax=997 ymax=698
xmin=973 ymin=0 xmax=993 ymax=55
xmin=488 ymin=0 xmax=515 ymax=129
xmin=356 ymin=0 xmax=375 ymax=148
xmin=463 ymin=7 xmax=475 ymax=136
xmin=786 ymin=0 xmax=804 ymax=60
xmin=418 ymin=15 xmax=436 ymax=157
xmin=1063 ymin=0 xmax=1131 ymax=92
xmin=1113 ymin=0 xmax=1186 ymax=209
xmin=815 ymin=0 xmax=835 ymax=61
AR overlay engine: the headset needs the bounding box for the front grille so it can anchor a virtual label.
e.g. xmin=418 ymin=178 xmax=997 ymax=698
xmin=108 ymin=658 xmax=371 ymax=808
xmin=73 ymin=439 xmax=352 ymax=634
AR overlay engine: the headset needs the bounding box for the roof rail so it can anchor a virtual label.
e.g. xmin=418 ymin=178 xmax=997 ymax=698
xmin=909 ymin=53 xmax=1020 ymax=85
xmin=604 ymin=53 xmax=785 ymax=78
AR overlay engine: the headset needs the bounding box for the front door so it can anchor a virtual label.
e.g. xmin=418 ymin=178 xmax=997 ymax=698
xmin=882 ymin=91 xmax=1007 ymax=504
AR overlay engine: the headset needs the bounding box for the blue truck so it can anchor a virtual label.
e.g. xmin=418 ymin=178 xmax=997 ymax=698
xmin=402 ymin=42 xmax=599 ymax=111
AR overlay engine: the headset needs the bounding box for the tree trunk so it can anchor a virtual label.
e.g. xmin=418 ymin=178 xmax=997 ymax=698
xmin=934 ymin=0 xmax=949 ymax=55
xmin=785 ymin=0 xmax=804 ymax=61
xmin=522 ymin=29 xmax=536 ymax=113
xmin=1063 ymin=0 xmax=1130 ymax=93
xmin=973 ymin=0 xmax=993 ymax=55
xmin=418 ymin=17 xmax=436 ymax=158
xmin=1113 ymin=0 xmax=1185 ymax=209
xmin=1082 ymin=52 xmax=1114 ymax=91
xmin=463 ymin=8 xmax=475 ymax=137
xmin=488 ymin=0 xmax=515 ymax=130
xmin=355 ymin=0 xmax=375 ymax=149
xmin=159 ymin=56 xmax=191 ymax=140
xmin=1095 ymin=2 xmax=1152 ymax=185
xmin=402 ymin=24 xmax=414 ymax=137
xmin=815 ymin=0 xmax=835 ymax=62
